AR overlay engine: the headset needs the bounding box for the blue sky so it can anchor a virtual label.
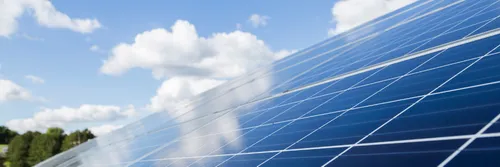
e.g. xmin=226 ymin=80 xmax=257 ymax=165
xmin=0 ymin=0 xmax=413 ymax=135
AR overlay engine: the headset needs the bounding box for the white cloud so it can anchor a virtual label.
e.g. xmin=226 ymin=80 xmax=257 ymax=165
xmin=248 ymin=14 xmax=270 ymax=28
xmin=0 ymin=79 xmax=32 ymax=102
xmin=329 ymin=0 xmax=415 ymax=35
xmin=6 ymin=104 xmax=136 ymax=132
xmin=0 ymin=0 xmax=101 ymax=37
xmin=101 ymin=20 xmax=290 ymax=79
xmin=89 ymin=124 xmax=123 ymax=136
xmin=25 ymin=75 xmax=45 ymax=84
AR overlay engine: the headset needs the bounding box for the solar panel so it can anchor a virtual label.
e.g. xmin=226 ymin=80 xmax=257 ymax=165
xmin=36 ymin=0 xmax=500 ymax=166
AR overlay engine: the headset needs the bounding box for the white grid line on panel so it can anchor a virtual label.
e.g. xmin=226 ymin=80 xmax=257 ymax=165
xmin=322 ymin=1 xmax=500 ymax=165
xmin=268 ymin=0 xmax=432 ymax=69
xmin=438 ymin=113 xmax=500 ymax=167
xmin=123 ymin=132 xmax=500 ymax=163
xmin=230 ymin=49 xmax=500 ymax=122
xmin=265 ymin=27 xmax=500 ymax=109
xmin=321 ymin=43 xmax=500 ymax=166
xmin=465 ymin=14 xmax=500 ymax=37
xmin=260 ymin=0 xmax=457 ymax=100
xmin=213 ymin=69 xmax=390 ymax=166
xmin=385 ymin=0 xmax=464 ymax=31
xmin=312 ymin=12 xmax=500 ymax=83
xmin=259 ymin=1 xmax=486 ymax=165
xmin=258 ymin=40 xmax=450 ymax=167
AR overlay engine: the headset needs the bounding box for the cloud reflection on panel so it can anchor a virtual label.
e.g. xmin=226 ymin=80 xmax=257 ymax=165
xmin=146 ymin=73 xmax=273 ymax=167
xmin=79 ymin=20 xmax=293 ymax=166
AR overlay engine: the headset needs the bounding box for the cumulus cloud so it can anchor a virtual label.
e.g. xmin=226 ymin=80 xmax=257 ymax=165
xmin=0 ymin=0 xmax=101 ymax=37
xmin=248 ymin=14 xmax=270 ymax=28
xmin=329 ymin=0 xmax=415 ymax=36
xmin=25 ymin=75 xmax=45 ymax=84
xmin=89 ymin=124 xmax=123 ymax=136
xmin=6 ymin=104 xmax=136 ymax=132
xmin=101 ymin=20 xmax=289 ymax=79
xmin=0 ymin=79 xmax=32 ymax=102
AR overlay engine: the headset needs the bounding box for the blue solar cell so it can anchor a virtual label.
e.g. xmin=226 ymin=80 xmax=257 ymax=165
xmin=446 ymin=138 xmax=500 ymax=167
xmin=362 ymin=82 xmax=500 ymax=143
xmin=485 ymin=122 xmax=500 ymax=133
xmin=328 ymin=140 xmax=466 ymax=167
xmin=260 ymin=149 xmax=344 ymax=167
xmin=290 ymin=100 xmax=417 ymax=149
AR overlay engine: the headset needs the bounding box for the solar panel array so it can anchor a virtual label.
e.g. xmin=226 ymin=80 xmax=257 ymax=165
xmin=37 ymin=0 xmax=500 ymax=166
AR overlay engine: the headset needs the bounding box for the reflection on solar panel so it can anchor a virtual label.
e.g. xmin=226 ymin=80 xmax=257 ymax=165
xmin=37 ymin=0 xmax=500 ymax=166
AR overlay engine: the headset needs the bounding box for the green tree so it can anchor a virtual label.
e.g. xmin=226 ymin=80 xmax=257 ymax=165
xmin=46 ymin=128 xmax=64 ymax=137
xmin=61 ymin=129 xmax=95 ymax=151
xmin=26 ymin=134 xmax=58 ymax=166
xmin=81 ymin=129 xmax=95 ymax=141
xmin=45 ymin=127 xmax=65 ymax=154
xmin=6 ymin=131 xmax=38 ymax=167
xmin=0 ymin=126 xmax=18 ymax=144
xmin=61 ymin=131 xmax=80 ymax=152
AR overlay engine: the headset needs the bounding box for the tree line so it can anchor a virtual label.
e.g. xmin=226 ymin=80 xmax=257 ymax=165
xmin=0 ymin=126 xmax=95 ymax=167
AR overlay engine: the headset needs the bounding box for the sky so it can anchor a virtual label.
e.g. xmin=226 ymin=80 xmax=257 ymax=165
xmin=0 ymin=0 xmax=415 ymax=136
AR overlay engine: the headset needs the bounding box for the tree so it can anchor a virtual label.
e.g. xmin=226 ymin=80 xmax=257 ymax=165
xmin=0 ymin=126 xmax=18 ymax=144
xmin=5 ymin=127 xmax=94 ymax=167
xmin=45 ymin=127 xmax=65 ymax=154
xmin=61 ymin=129 xmax=95 ymax=151
xmin=46 ymin=128 xmax=64 ymax=137
xmin=61 ymin=131 xmax=80 ymax=152
xmin=81 ymin=129 xmax=95 ymax=141
xmin=26 ymin=134 xmax=58 ymax=166
xmin=6 ymin=131 xmax=38 ymax=167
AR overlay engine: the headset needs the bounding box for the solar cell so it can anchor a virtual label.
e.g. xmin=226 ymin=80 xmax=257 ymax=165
xmin=36 ymin=0 xmax=500 ymax=166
